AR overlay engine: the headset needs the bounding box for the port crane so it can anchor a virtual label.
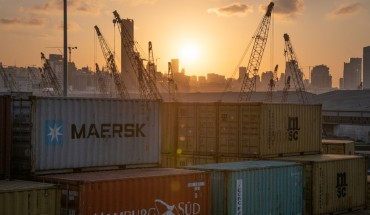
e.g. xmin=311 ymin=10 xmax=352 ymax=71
xmin=95 ymin=63 xmax=108 ymax=93
xmin=283 ymin=33 xmax=309 ymax=104
xmin=281 ymin=76 xmax=291 ymax=102
xmin=94 ymin=25 xmax=130 ymax=100
xmin=147 ymin=41 xmax=157 ymax=82
xmin=265 ymin=64 xmax=278 ymax=102
xmin=167 ymin=62 xmax=177 ymax=102
xmin=46 ymin=46 xmax=77 ymax=62
xmin=0 ymin=64 xmax=19 ymax=92
xmin=113 ymin=10 xmax=162 ymax=101
xmin=40 ymin=52 xmax=63 ymax=96
xmin=238 ymin=2 xmax=274 ymax=102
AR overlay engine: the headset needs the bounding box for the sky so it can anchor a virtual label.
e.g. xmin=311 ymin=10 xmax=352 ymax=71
xmin=0 ymin=0 xmax=369 ymax=88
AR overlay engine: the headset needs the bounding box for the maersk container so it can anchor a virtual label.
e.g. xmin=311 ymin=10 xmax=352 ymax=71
xmin=37 ymin=168 xmax=210 ymax=215
xmin=187 ymin=160 xmax=303 ymax=215
xmin=0 ymin=180 xmax=61 ymax=215
xmin=3 ymin=96 xmax=161 ymax=176
xmin=276 ymin=154 xmax=367 ymax=215
xmin=322 ymin=139 xmax=355 ymax=155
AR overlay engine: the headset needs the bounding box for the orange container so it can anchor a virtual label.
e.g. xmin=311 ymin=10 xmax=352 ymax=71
xmin=37 ymin=168 xmax=210 ymax=215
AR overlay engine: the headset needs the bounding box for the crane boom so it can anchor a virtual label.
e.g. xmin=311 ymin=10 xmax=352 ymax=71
xmin=94 ymin=25 xmax=130 ymax=100
xmin=283 ymin=33 xmax=308 ymax=104
xmin=40 ymin=52 xmax=63 ymax=96
xmin=238 ymin=2 xmax=274 ymax=102
xmin=113 ymin=10 xmax=162 ymax=101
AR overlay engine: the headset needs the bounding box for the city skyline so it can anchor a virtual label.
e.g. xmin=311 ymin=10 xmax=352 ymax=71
xmin=0 ymin=0 xmax=369 ymax=88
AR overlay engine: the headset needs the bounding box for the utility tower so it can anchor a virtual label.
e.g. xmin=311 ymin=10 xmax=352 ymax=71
xmin=238 ymin=2 xmax=274 ymax=102
xmin=113 ymin=10 xmax=162 ymax=101
xmin=283 ymin=33 xmax=309 ymax=104
xmin=94 ymin=25 xmax=130 ymax=100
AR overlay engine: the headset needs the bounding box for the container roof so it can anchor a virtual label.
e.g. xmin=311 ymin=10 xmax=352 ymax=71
xmin=275 ymin=154 xmax=362 ymax=162
xmin=0 ymin=180 xmax=55 ymax=192
xmin=187 ymin=160 xmax=300 ymax=171
xmin=38 ymin=168 xmax=205 ymax=183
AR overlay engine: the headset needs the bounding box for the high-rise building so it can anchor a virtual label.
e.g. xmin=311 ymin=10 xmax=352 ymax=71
xmin=310 ymin=65 xmax=332 ymax=89
xmin=343 ymin=58 xmax=362 ymax=90
xmin=171 ymin=59 xmax=179 ymax=73
xmin=238 ymin=67 xmax=247 ymax=81
xmin=120 ymin=18 xmax=139 ymax=93
xmin=363 ymin=46 xmax=370 ymax=89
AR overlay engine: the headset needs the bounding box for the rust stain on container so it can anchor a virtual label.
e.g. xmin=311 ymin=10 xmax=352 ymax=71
xmin=37 ymin=168 xmax=210 ymax=215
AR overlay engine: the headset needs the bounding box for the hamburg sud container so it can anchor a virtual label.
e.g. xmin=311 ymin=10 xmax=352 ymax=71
xmin=276 ymin=154 xmax=367 ymax=215
xmin=187 ymin=160 xmax=303 ymax=215
xmin=0 ymin=180 xmax=61 ymax=215
xmin=6 ymin=96 xmax=161 ymax=176
xmin=37 ymin=168 xmax=210 ymax=215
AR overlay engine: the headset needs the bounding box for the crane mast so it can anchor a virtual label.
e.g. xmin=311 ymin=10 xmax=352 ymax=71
xmin=113 ymin=10 xmax=162 ymax=101
xmin=40 ymin=52 xmax=63 ymax=96
xmin=238 ymin=2 xmax=274 ymax=102
xmin=167 ymin=62 xmax=177 ymax=102
xmin=283 ymin=33 xmax=308 ymax=104
xmin=95 ymin=63 xmax=108 ymax=94
xmin=94 ymin=25 xmax=130 ymax=100
xmin=148 ymin=41 xmax=156 ymax=82
xmin=265 ymin=64 xmax=278 ymax=102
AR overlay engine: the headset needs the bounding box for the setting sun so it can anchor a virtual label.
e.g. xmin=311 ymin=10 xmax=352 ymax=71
xmin=179 ymin=43 xmax=200 ymax=65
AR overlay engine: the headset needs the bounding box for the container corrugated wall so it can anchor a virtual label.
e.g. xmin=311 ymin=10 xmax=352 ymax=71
xmin=31 ymin=97 xmax=160 ymax=173
xmin=0 ymin=96 xmax=11 ymax=179
xmin=276 ymin=154 xmax=367 ymax=215
xmin=0 ymin=180 xmax=61 ymax=215
xmin=188 ymin=161 xmax=303 ymax=215
xmin=160 ymin=102 xmax=177 ymax=154
xmin=37 ymin=168 xmax=210 ymax=215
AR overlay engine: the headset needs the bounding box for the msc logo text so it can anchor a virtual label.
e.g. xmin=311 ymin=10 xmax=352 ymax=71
xmin=287 ymin=117 xmax=300 ymax=141
xmin=71 ymin=123 xmax=146 ymax=139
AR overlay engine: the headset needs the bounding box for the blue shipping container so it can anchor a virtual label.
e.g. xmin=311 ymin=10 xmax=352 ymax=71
xmin=187 ymin=161 xmax=303 ymax=215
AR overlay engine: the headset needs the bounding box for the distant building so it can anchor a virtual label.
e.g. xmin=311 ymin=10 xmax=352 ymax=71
xmin=339 ymin=78 xmax=344 ymax=89
xmin=120 ymin=18 xmax=139 ymax=93
xmin=310 ymin=65 xmax=332 ymax=89
xmin=343 ymin=58 xmax=362 ymax=90
xmin=363 ymin=46 xmax=370 ymax=89
xmin=260 ymin=71 xmax=273 ymax=91
xmin=238 ymin=67 xmax=247 ymax=81
xmin=171 ymin=59 xmax=179 ymax=73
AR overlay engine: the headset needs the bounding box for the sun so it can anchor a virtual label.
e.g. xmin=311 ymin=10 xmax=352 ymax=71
xmin=179 ymin=43 xmax=200 ymax=65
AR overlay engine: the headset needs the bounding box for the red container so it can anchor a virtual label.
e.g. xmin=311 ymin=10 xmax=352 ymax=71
xmin=37 ymin=168 xmax=210 ymax=215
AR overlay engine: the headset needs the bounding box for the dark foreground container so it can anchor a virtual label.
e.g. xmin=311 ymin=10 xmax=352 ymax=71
xmin=276 ymin=154 xmax=367 ymax=215
xmin=0 ymin=180 xmax=61 ymax=215
xmin=37 ymin=168 xmax=210 ymax=215
xmin=187 ymin=161 xmax=303 ymax=215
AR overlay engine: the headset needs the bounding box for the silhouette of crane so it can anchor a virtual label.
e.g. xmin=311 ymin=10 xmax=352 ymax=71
xmin=46 ymin=46 xmax=77 ymax=62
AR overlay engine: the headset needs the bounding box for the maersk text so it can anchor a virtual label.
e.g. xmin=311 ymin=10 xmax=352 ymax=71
xmin=71 ymin=123 xmax=146 ymax=139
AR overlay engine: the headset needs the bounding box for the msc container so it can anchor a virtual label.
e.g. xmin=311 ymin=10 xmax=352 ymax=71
xmin=276 ymin=154 xmax=367 ymax=215
xmin=239 ymin=103 xmax=322 ymax=157
xmin=0 ymin=180 xmax=61 ymax=215
xmin=322 ymin=139 xmax=355 ymax=155
xmin=37 ymin=168 xmax=210 ymax=215
xmin=187 ymin=161 xmax=303 ymax=215
xmin=2 ymin=96 xmax=161 ymax=177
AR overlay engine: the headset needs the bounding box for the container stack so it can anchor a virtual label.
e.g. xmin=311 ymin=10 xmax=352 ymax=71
xmin=321 ymin=139 xmax=355 ymax=155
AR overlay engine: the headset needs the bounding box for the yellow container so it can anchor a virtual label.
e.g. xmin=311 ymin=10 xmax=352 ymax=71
xmin=322 ymin=139 xmax=355 ymax=155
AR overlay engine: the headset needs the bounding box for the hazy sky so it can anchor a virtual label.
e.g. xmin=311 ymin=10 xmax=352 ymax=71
xmin=0 ymin=0 xmax=369 ymax=87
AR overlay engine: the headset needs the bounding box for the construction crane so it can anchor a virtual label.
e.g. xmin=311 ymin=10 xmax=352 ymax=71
xmin=95 ymin=63 xmax=108 ymax=93
xmin=94 ymin=25 xmax=130 ymax=100
xmin=167 ymin=62 xmax=177 ymax=102
xmin=265 ymin=64 xmax=278 ymax=102
xmin=40 ymin=52 xmax=63 ymax=96
xmin=238 ymin=2 xmax=274 ymax=102
xmin=113 ymin=10 xmax=162 ymax=101
xmin=148 ymin=41 xmax=156 ymax=82
xmin=0 ymin=64 xmax=19 ymax=92
xmin=283 ymin=33 xmax=309 ymax=104
xmin=46 ymin=46 xmax=77 ymax=62
xmin=281 ymin=76 xmax=291 ymax=102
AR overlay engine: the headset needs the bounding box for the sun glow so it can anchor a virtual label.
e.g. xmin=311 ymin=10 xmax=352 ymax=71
xmin=179 ymin=43 xmax=200 ymax=66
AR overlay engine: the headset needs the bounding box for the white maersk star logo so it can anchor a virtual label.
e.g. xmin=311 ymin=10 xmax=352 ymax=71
xmin=45 ymin=120 xmax=64 ymax=145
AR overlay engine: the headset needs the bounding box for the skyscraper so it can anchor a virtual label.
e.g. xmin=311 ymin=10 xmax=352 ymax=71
xmin=363 ymin=46 xmax=370 ymax=89
xmin=171 ymin=59 xmax=179 ymax=73
xmin=311 ymin=65 xmax=332 ymax=89
xmin=343 ymin=58 xmax=362 ymax=90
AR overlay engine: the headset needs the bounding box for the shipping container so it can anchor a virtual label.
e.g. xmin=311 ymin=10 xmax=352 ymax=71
xmin=163 ymin=102 xmax=322 ymax=158
xmin=276 ymin=154 xmax=367 ymax=215
xmin=160 ymin=102 xmax=177 ymax=154
xmin=0 ymin=96 xmax=11 ymax=179
xmin=367 ymin=176 xmax=370 ymax=209
xmin=322 ymin=139 xmax=355 ymax=155
xmin=0 ymin=96 xmax=161 ymax=177
xmin=187 ymin=161 xmax=303 ymax=215
xmin=0 ymin=180 xmax=61 ymax=215
xmin=37 ymin=168 xmax=210 ymax=215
